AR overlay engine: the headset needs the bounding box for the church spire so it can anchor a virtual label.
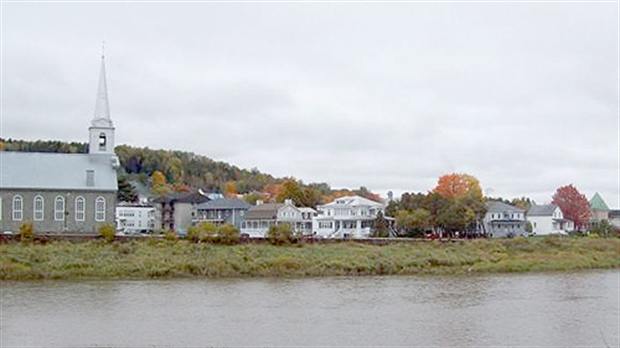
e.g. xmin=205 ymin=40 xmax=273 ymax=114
xmin=89 ymin=47 xmax=115 ymax=156
xmin=92 ymin=46 xmax=113 ymax=127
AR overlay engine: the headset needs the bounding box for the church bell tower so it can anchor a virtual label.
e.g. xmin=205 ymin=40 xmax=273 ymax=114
xmin=89 ymin=51 xmax=115 ymax=156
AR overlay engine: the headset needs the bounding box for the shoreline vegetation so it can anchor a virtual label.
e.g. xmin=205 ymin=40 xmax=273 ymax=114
xmin=1 ymin=237 xmax=619 ymax=281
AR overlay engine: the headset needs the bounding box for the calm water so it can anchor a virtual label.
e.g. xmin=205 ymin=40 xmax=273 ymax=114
xmin=1 ymin=270 xmax=618 ymax=347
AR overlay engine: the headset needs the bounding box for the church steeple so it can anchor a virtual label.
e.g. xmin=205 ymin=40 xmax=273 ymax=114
xmin=89 ymin=48 xmax=115 ymax=156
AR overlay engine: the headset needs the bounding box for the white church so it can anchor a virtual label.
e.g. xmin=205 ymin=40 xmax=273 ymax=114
xmin=0 ymin=54 xmax=119 ymax=234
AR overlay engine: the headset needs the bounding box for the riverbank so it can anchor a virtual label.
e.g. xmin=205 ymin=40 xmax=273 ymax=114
xmin=1 ymin=237 xmax=618 ymax=280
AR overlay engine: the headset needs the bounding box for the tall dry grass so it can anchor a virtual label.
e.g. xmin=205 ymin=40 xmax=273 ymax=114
xmin=1 ymin=237 xmax=618 ymax=280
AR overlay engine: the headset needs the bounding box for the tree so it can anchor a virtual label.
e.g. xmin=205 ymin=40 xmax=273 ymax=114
xmin=117 ymin=176 xmax=139 ymax=203
xmin=552 ymin=185 xmax=591 ymax=230
xmin=433 ymin=173 xmax=483 ymax=200
xmin=437 ymin=202 xmax=476 ymax=237
xmin=267 ymin=223 xmax=297 ymax=245
xmin=151 ymin=170 xmax=171 ymax=195
xmin=225 ymin=181 xmax=238 ymax=198
xmin=511 ymin=197 xmax=533 ymax=211
xmin=372 ymin=211 xmax=389 ymax=238
xmin=589 ymin=220 xmax=617 ymax=238
xmin=395 ymin=208 xmax=430 ymax=238
xmin=302 ymin=187 xmax=324 ymax=208
xmin=355 ymin=186 xmax=383 ymax=203
xmin=276 ymin=179 xmax=305 ymax=206
xmin=525 ymin=221 xmax=533 ymax=234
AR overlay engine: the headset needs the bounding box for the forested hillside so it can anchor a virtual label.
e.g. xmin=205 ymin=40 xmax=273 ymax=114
xmin=0 ymin=138 xmax=382 ymax=206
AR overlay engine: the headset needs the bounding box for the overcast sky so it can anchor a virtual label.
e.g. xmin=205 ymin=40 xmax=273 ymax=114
xmin=2 ymin=1 xmax=618 ymax=207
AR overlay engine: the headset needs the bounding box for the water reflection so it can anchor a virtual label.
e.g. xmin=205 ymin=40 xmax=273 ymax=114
xmin=2 ymin=270 xmax=618 ymax=347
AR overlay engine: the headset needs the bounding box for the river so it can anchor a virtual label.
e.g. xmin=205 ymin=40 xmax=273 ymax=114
xmin=1 ymin=270 xmax=618 ymax=347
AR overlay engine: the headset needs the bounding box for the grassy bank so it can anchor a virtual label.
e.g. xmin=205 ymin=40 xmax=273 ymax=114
xmin=1 ymin=237 xmax=619 ymax=280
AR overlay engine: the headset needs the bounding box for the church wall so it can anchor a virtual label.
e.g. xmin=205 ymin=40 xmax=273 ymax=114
xmin=0 ymin=189 xmax=116 ymax=235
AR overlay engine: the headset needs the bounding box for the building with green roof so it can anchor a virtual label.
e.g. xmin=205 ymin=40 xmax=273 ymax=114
xmin=590 ymin=192 xmax=610 ymax=225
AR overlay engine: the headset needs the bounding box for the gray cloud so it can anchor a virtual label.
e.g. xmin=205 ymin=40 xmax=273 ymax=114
xmin=2 ymin=2 xmax=618 ymax=207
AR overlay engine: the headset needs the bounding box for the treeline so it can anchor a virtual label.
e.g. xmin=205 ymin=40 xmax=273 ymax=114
xmin=0 ymin=139 xmax=383 ymax=206
xmin=115 ymin=144 xmax=277 ymax=194
xmin=1 ymin=138 xmax=88 ymax=153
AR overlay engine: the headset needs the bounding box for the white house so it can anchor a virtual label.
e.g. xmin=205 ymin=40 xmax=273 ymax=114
xmin=116 ymin=203 xmax=155 ymax=234
xmin=483 ymin=201 xmax=527 ymax=238
xmin=312 ymin=195 xmax=386 ymax=239
xmin=277 ymin=201 xmax=316 ymax=236
xmin=240 ymin=200 xmax=316 ymax=238
xmin=527 ymin=204 xmax=574 ymax=235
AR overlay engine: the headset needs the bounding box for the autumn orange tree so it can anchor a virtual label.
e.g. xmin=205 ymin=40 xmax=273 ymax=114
xmin=431 ymin=173 xmax=486 ymax=236
xmin=432 ymin=173 xmax=483 ymax=200
xmin=552 ymin=184 xmax=591 ymax=230
xmin=150 ymin=170 xmax=172 ymax=195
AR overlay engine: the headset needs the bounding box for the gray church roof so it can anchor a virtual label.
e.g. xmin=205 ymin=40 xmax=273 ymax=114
xmin=0 ymin=151 xmax=118 ymax=191
xmin=527 ymin=204 xmax=558 ymax=216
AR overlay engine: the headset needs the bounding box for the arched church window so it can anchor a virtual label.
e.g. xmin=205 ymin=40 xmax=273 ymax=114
xmin=33 ymin=195 xmax=44 ymax=221
xmin=95 ymin=197 xmax=106 ymax=222
xmin=55 ymin=196 xmax=65 ymax=221
xmin=75 ymin=196 xmax=85 ymax=221
xmin=12 ymin=195 xmax=23 ymax=221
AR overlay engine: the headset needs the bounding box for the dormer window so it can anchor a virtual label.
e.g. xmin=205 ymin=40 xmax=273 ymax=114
xmin=99 ymin=133 xmax=107 ymax=151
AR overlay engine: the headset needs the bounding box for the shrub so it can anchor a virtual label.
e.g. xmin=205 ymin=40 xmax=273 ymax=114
xmin=19 ymin=221 xmax=34 ymax=241
xmin=186 ymin=222 xmax=217 ymax=243
xmin=98 ymin=223 xmax=116 ymax=243
xmin=163 ymin=229 xmax=178 ymax=241
xmin=267 ymin=223 xmax=296 ymax=245
xmin=216 ymin=223 xmax=240 ymax=245
xmin=589 ymin=220 xmax=615 ymax=238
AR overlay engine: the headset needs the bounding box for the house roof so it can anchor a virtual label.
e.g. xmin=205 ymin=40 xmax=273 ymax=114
xmin=320 ymin=195 xmax=384 ymax=208
xmin=590 ymin=193 xmax=610 ymax=211
xmin=527 ymin=204 xmax=558 ymax=216
xmin=0 ymin=151 xmax=117 ymax=191
xmin=244 ymin=203 xmax=283 ymax=220
xmin=487 ymin=201 xmax=525 ymax=214
xmin=196 ymin=198 xmax=251 ymax=210
xmin=151 ymin=191 xmax=210 ymax=204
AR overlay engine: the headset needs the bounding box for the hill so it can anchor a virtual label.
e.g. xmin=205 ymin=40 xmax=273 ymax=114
xmin=0 ymin=138 xmax=382 ymax=206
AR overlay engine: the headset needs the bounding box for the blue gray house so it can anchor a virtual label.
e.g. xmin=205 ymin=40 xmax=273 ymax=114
xmin=483 ymin=201 xmax=527 ymax=238
xmin=193 ymin=198 xmax=251 ymax=229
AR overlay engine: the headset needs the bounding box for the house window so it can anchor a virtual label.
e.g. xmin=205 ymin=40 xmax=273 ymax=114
xmin=75 ymin=196 xmax=85 ymax=221
xmin=55 ymin=196 xmax=65 ymax=221
xmin=95 ymin=197 xmax=106 ymax=222
xmin=12 ymin=195 xmax=23 ymax=221
xmin=33 ymin=195 xmax=44 ymax=221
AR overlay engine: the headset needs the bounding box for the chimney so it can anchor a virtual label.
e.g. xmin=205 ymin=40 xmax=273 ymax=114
xmin=284 ymin=199 xmax=293 ymax=206
xmin=256 ymin=200 xmax=263 ymax=206
xmin=86 ymin=170 xmax=95 ymax=187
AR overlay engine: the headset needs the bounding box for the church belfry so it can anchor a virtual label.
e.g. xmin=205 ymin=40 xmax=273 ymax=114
xmin=89 ymin=52 xmax=115 ymax=156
